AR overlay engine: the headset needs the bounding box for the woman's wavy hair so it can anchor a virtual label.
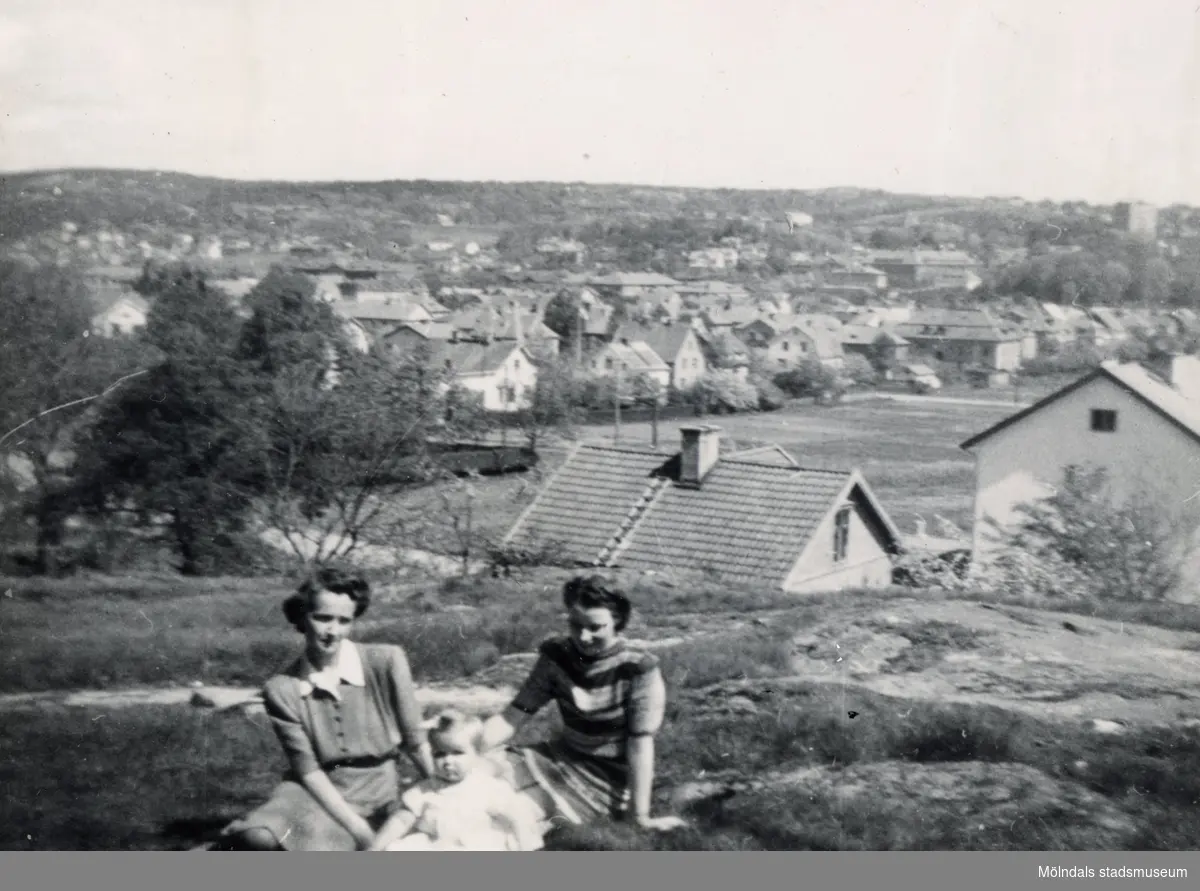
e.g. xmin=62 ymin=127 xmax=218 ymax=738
xmin=282 ymin=568 xmax=372 ymax=633
xmin=562 ymin=574 xmax=633 ymax=632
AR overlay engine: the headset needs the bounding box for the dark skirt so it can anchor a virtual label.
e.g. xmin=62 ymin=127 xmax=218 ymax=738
xmin=487 ymin=742 xmax=629 ymax=828
xmin=230 ymin=761 xmax=400 ymax=851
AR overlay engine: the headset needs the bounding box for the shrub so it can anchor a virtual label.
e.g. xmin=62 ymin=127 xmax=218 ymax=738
xmin=992 ymin=464 xmax=1181 ymax=603
xmin=689 ymin=370 xmax=760 ymax=413
xmin=773 ymin=360 xmax=838 ymax=398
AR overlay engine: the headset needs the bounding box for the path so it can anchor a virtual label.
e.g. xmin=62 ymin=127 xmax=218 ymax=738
xmin=0 ymin=615 xmax=753 ymax=715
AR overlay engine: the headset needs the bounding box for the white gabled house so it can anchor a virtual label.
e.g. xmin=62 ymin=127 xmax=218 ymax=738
xmin=91 ymin=292 xmax=150 ymax=337
xmin=435 ymin=341 xmax=538 ymax=412
xmin=960 ymin=357 xmax=1200 ymax=599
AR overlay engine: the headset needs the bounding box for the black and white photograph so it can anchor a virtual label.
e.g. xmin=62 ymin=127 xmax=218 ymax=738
xmin=3 ymin=0 xmax=1200 ymax=857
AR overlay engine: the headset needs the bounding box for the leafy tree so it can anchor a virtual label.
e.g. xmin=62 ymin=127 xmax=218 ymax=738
xmin=986 ymin=464 xmax=1182 ymax=602
xmin=515 ymin=357 xmax=584 ymax=450
xmin=541 ymin=290 xmax=587 ymax=341
xmin=689 ymin=370 xmax=760 ymax=413
xmin=0 ymin=260 xmax=148 ymax=572
xmin=81 ymin=264 xmax=255 ymax=574
xmin=773 ymin=360 xmax=839 ymax=398
xmin=841 ymin=353 xmax=879 ymax=387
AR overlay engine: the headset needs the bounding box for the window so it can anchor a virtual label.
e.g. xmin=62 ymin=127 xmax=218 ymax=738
xmin=781 ymin=340 xmax=790 ymax=351
xmin=833 ymin=507 xmax=851 ymax=563
xmin=1090 ymin=409 xmax=1117 ymax=433
xmin=605 ymin=357 xmax=614 ymax=371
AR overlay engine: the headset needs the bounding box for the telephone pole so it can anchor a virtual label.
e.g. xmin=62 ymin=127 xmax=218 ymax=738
xmin=613 ymin=359 xmax=622 ymax=445
xmin=575 ymin=290 xmax=584 ymax=369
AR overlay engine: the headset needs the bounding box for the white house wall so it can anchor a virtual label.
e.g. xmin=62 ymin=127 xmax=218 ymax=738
xmin=457 ymin=351 xmax=538 ymax=412
xmin=969 ymin=375 xmax=1200 ymax=598
xmin=782 ymin=501 xmax=894 ymax=594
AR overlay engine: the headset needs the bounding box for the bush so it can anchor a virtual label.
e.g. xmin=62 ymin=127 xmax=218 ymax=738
xmin=689 ymin=370 xmax=760 ymax=413
xmin=773 ymin=361 xmax=838 ymax=398
xmin=909 ymin=463 xmax=1184 ymax=603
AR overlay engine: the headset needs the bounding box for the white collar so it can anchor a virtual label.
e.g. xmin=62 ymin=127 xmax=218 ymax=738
xmin=297 ymin=641 xmax=365 ymax=699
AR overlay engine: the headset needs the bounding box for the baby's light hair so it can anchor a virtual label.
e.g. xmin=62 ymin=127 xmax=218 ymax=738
xmin=425 ymin=709 xmax=485 ymax=754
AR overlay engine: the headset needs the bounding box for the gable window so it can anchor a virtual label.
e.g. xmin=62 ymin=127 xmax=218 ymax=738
xmin=833 ymin=507 xmax=851 ymax=563
xmin=1090 ymin=409 xmax=1117 ymax=433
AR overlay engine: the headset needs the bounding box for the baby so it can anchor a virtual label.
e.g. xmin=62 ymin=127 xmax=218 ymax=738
xmin=371 ymin=710 xmax=545 ymax=852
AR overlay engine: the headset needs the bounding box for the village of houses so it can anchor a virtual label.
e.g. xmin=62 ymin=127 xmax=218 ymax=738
xmin=69 ymin=198 xmax=1200 ymax=601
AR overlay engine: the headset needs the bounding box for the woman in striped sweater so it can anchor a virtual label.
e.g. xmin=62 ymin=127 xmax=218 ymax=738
xmin=480 ymin=575 xmax=685 ymax=833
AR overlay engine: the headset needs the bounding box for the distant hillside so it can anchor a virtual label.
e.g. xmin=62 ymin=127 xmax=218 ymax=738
xmin=0 ymin=167 xmax=1018 ymax=248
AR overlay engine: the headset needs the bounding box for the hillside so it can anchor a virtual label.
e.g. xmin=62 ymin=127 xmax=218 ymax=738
xmin=4 ymin=570 xmax=1199 ymax=850
xmin=0 ymin=167 xmax=1041 ymax=259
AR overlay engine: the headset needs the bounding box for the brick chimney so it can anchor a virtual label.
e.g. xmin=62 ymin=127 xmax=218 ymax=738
xmin=679 ymin=425 xmax=721 ymax=487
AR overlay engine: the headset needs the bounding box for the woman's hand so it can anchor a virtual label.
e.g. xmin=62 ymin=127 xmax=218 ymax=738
xmin=633 ymin=814 xmax=689 ymax=832
xmin=349 ymin=818 xmax=378 ymax=851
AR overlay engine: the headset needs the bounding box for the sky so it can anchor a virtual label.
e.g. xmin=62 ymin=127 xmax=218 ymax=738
xmin=3 ymin=0 xmax=1200 ymax=205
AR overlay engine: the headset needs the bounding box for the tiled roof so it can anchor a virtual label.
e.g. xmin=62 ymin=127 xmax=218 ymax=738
xmin=612 ymin=460 xmax=851 ymax=586
xmin=840 ymin=324 xmax=885 ymax=346
xmin=896 ymin=308 xmax=1021 ymax=343
xmin=383 ymin=321 xmax=456 ymax=341
xmin=332 ymin=299 xmax=429 ymax=323
xmin=504 ymin=446 xmax=673 ymax=565
xmin=1088 ymin=307 xmax=1127 ymax=333
xmin=504 ymin=442 xmax=901 ymax=587
xmin=726 ymin=444 xmax=799 ymax=467
xmin=613 ymin=323 xmax=694 ymax=363
xmin=588 ymin=272 xmax=681 ymax=288
xmin=607 ymin=340 xmax=669 ymax=372
xmin=433 ymin=341 xmax=527 ymax=376
xmin=705 ymin=306 xmax=761 ymax=327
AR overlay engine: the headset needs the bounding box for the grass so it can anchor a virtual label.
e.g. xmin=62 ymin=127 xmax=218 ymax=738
xmin=5 ymin=636 xmax=1199 ymax=850
xmin=8 ymin=568 xmax=1200 ymax=696
xmin=873 ymin=620 xmax=987 ymax=673
xmin=5 ymin=565 xmax=1200 ymax=850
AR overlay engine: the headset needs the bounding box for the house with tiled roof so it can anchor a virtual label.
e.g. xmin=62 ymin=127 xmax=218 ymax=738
xmin=960 ymin=357 xmax=1200 ymax=599
xmin=840 ymin=325 xmax=911 ymax=365
xmin=448 ymin=301 xmax=561 ymax=357
xmin=895 ymin=308 xmax=1025 ymax=371
xmin=697 ymin=329 xmax=753 ymax=379
xmin=331 ymin=296 xmax=434 ymax=336
xmin=674 ymin=281 xmax=751 ymax=310
xmin=586 ymin=340 xmax=671 ymax=393
xmin=824 ymin=259 xmax=888 ymax=291
xmin=738 ymin=316 xmax=845 ymax=371
xmin=703 ymin=305 xmax=761 ymax=331
xmin=378 ymin=321 xmax=456 ymax=359
xmin=502 ymin=425 xmax=902 ymax=593
xmin=868 ymin=250 xmax=983 ymax=290
xmin=432 ymin=341 xmax=538 ymax=412
xmin=613 ymin=322 xmax=708 ymax=392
